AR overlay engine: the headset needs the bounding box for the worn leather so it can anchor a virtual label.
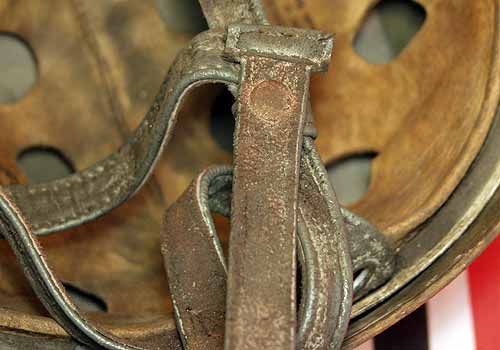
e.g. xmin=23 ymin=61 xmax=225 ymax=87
xmin=161 ymin=137 xmax=393 ymax=350
xmin=0 ymin=0 xmax=498 ymax=349
xmin=0 ymin=14 xmax=348 ymax=350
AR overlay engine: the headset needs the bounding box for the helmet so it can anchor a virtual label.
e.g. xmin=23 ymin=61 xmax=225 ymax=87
xmin=0 ymin=0 xmax=498 ymax=349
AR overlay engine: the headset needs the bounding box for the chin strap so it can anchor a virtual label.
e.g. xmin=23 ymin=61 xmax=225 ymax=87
xmin=161 ymin=137 xmax=394 ymax=350
xmin=0 ymin=7 xmax=394 ymax=350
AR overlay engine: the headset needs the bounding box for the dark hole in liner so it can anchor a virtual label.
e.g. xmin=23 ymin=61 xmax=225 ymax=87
xmin=62 ymin=282 xmax=108 ymax=313
xmin=327 ymin=152 xmax=377 ymax=206
xmin=0 ymin=32 xmax=38 ymax=104
xmin=354 ymin=0 xmax=426 ymax=64
xmin=210 ymin=89 xmax=236 ymax=153
xmin=156 ymin=0 xmax=208 ymax=33
xmin=17 ymin=146 xmax=75 ymax=183
xmin=297 ymin=255 xmax=303 ymax=317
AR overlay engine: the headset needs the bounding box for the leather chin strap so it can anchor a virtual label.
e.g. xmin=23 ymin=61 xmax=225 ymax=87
xmin=4 ymin=30 xmax=239 ymax=237
xmin=162 ymin=137 xmax=391 ymax=350
xmin=162 ymin=137 xmax=353 ymax=350
xmin=0 ymin=0 xmax=268 ymax=239
xmin=0 ymin=30 xmax=239 ymax=350
xmin=0 ymin=134 xmax=392 ymax=350
xmin=0 ymin=2 xmax=394 ymax=350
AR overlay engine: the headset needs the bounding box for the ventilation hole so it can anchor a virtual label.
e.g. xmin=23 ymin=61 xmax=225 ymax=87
xmin=156 ymin=0 xmax=208 ymax=33
xmin=62 ymin=282 xmax=108 ymax=313
xmin=327 ymin=153 xmax=377 ymax=206
xmin=354 ymin=0 xmax=426 ymax=64
xmin=210 ymin=89 xmax=235 ymax=153
xmin=0 ymin=33 xmax=38 ymax=104
xmin=17 ymin=147 xmax=75 ymax=183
